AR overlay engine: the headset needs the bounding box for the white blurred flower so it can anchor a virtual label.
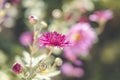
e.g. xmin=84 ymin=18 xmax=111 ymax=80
xmin=22 ymin=0 xmax=45 ymax=8
xmin=73 ymin=0 xmax=94 ymax=11
xmin=52 ymin=9 xmax=62 ymax=18
xmin=63 ymin=0 xmax=94 ymax=12
xmin=0 ymin=71 xmax=10 ymax=80
xmin=3 ymin=17 xmax=15 ymax=28
xmin=22 ymin=0 xmax=46 ymax=19
xmin=0 ymin=50 xmax=7 ymax=65
xmin=7 ymin=6 xmax=18 ymax=18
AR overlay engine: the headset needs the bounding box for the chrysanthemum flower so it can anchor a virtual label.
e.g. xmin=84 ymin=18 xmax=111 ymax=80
xmin=64 ymin=22 xmax=97 ymax=58
xmin=38 ymin=31 xmax=70 ymax=48
xmin=12 ymin=63 xmax=22 ymax=74
xmin=19 ymin=31 xmax=33 ymax=46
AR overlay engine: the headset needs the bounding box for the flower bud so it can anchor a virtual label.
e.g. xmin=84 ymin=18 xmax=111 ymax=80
xmin=55 ymin=57 xmax=63 ymax=66
xmin=28 ymin=15 xmax=38 ymax=25
xmin=12 ymin=63 xmax=22 ymax=74
xmin=40 ymin=21 xmax=47 ymax=28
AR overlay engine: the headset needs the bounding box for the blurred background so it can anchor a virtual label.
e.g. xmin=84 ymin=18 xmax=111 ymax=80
xmin=0 ymin=0 xmax=120 ymax=80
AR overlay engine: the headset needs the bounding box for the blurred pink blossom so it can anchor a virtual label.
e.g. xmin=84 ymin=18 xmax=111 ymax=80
xmin=19 ymin=31 xmax=33 ymax=46
xmin=61 ymin=62 xmax=84 ymax=78
xmin=64 ymin=22 xmax=97 ymax=60
xmin=74 ymin=60 xmax=83 ymax=66
xmin=89 ymin=10 xmax=113 ymax=23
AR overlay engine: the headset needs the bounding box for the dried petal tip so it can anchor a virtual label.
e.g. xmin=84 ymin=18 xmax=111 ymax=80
xmin=28 ymin=15 xmax=38 ymax=25
xmin=12 ymin=63 xmax=22 ymax=74
xmin=38 ymin=31 xmax=70 ymax=48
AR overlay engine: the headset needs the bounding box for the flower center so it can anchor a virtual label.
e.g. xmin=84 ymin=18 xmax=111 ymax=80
xmin=72 ymin=33 xmax=81 ymax=42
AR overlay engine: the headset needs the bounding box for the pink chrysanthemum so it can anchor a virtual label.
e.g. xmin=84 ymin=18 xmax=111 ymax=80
xmin=38 ymin=31 xmax=70 ymax=47
xmin=12 ymin=63 xmax=22 ymax=74
xmin=64 ymin=22 xmax=97 ymax=59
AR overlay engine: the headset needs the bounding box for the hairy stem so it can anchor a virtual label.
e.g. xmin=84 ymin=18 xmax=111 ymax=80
xmin=29 ymin=25 xmax=37 ymax=71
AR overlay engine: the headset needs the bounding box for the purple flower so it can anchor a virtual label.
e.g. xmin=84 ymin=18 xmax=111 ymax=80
xmin=38 ymin=31 xmax=70 ymax=48
xmin=19 ymin=31 xmax=33 ymax=46
xmin=64 ymin=22 xmax=97 ymax=58
xmin=61 ymin=62 xmax=84 ymax=78
xmin=89 ymin=10 xmax=113 ymax=22
xmin=12 ymin=63 xmax=22 ymax=74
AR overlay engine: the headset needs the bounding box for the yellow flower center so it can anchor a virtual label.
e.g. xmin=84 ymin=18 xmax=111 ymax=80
xmin=41 ymin=70 xmax=47 ymax=75
xmin=72 ymin=33 xmax=81 ymax=42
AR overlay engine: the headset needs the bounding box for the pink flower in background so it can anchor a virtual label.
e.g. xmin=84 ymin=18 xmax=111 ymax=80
xmin=89 ymin=10 xmax=113 ymax=22
xmin=19 ymin=31 xmax=33 ymax=46
xmin=74 ymin=60 xmax=83 ymax=66
xmin=12 ymin=63 xmax=22 ymax=74
xmin=0 ymin=0 xmax=6 ymax=8
xmin=64 ymin=50 xmax=78 ymax=62
xmin=73 ymin=67 xmax=84 ymax=78
xmin=61 ymin=62 xmax=84 ymax=78
xmin=64 ymin=22 xmax=97 ymax=59
xmin=38 ymin=31 xmax=70 ymax=48
xmin=77 ymin=16 xmax=89 ymax=23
